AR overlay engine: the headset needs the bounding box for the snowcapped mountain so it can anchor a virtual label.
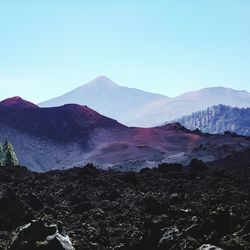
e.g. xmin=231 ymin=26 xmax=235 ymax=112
xmin=1 ymin=97 xmax=250 ymax=171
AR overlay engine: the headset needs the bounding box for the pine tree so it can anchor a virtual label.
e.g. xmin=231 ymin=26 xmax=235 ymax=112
xmin=0 ymin=143 xmax=4 ymax=164
xmin=4 ymin=142 xmax=19 ymax=166
xmin=1 ymin=138 xmax=19 ymax=166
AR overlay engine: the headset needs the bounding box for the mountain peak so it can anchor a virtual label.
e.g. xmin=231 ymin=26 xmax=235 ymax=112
xmin=95 ymin=75 xmax=113 ymax=81
xmin=0 ymin=96 xmax=38 ymax=109
xmin=84 ymin=76 xmax=118 ymax=88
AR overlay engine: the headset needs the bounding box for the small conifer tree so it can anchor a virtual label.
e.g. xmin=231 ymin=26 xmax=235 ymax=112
xmin=4 ymin=143 xmax=19 ymax=166
xmin=0 ymin=143 xmax=4 ymax=164
xmin=1 ymin=138 xmax=19 ymax=166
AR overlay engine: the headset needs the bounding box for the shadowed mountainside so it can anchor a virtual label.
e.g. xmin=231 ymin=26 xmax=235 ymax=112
xmin=0 ymin=96 xmax=124 ymax=143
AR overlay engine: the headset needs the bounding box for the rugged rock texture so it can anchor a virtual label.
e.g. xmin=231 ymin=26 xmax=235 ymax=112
xmin=176 ymin=105 xmax=250 ymax=136
xmin=198 ymin=244 xmax=222 ymax=250
xmin=8 ymin=220 xmax=75 ymax=250
xmin=0 ymin=151 xmax=249 ymax=249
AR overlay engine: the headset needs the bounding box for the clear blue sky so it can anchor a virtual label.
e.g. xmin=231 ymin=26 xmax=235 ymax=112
xmin=0 ymin=0 xmax=250 ymax=103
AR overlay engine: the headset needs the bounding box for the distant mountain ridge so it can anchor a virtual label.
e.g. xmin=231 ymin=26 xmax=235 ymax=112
xmin=132 ymin=86 xmax=250 ymax=127
xmin=39 ymin=76 xmax=250 ymax=127
xmin=1 ymin=97 xmax=250 ymax=171
xmin=39 ymin=76 xmax=168 ymax=126
xmin=175 ymin=105 xmax=250 ymax=136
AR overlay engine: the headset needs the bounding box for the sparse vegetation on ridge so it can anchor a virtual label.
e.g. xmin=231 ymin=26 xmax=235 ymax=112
xmin=176 ymin=105 xmax=250 ymax=136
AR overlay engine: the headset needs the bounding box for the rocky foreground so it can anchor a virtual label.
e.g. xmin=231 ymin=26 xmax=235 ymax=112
xmin=0 ymin=151 xmax=250 ymax=250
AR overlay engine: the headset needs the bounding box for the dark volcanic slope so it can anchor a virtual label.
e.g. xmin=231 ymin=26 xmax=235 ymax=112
xmin=0 ymin=96 xmax=38 ymax=110
xmin=0 ymin=97 xmax=125 ymax=143
xmin=0 ymin=97 xmax=128 ymax=170
xmin=0 ymin=153 xmax=249 ymax=250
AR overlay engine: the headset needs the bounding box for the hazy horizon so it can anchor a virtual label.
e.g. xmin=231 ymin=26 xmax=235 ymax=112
xmin=1 ymin=0 xmax=250 ymax=102
xmin=1 ymin=75 xmax=250 ymax=104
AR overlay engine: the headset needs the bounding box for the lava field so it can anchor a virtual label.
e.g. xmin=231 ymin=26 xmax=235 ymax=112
xmin=0 ymin=155 xmax=249 ymax=249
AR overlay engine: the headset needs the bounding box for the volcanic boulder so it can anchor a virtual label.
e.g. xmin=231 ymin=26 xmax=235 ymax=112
xmin=8 ymin=220 xmax=75 ymax=250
